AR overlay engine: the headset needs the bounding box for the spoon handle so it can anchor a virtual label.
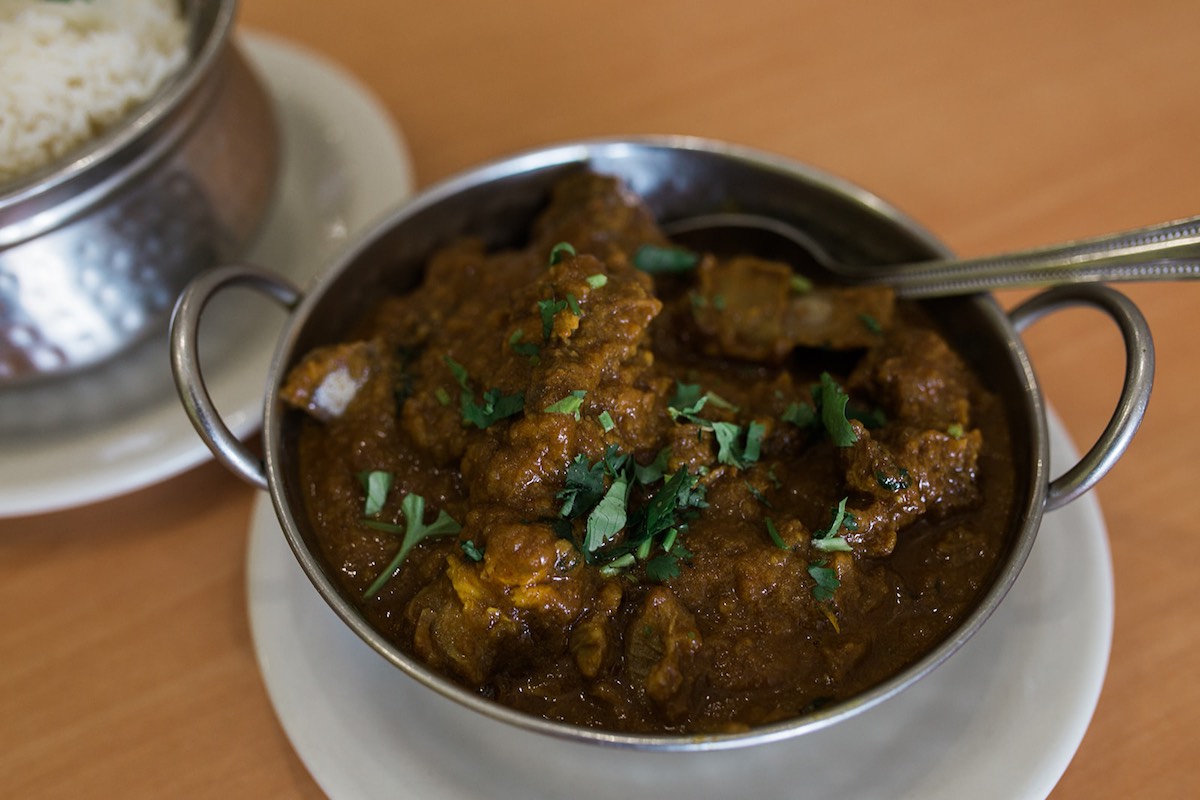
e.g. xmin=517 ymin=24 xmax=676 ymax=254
xmin=880 ymin=216 xmax=1200 ymax=297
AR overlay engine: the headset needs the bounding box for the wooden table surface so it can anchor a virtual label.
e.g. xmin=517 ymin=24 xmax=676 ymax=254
xmin=4 ymin=1 xmax=1199 ymax=797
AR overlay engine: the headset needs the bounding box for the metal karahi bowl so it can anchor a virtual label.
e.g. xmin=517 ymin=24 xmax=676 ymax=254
xmin=0 ymin=0 xmax=278 ymax=386
xmin=172 ymin=137 xmax=1152 ymax=750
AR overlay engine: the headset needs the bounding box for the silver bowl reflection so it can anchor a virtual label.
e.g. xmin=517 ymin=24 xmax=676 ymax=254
xmin=0 ymin=0 xmax=278 ymax=387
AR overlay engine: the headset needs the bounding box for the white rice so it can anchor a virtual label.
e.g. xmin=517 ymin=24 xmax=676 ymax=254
xmin=0 ymin=0 xmax=189 ymax=185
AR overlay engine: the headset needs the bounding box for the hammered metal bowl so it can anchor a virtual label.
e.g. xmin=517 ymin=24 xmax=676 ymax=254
xmin=0 ymin=0 xmax=278 ymax=386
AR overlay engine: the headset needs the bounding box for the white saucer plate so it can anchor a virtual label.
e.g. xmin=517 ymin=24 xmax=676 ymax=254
xmin=0 ymin=31 xmax=414 ymax=518
xmin=247 ymin=412 xmax=1111 ymax=800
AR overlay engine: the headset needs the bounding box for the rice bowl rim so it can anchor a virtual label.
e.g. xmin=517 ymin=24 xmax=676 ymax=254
xmin=0 ymin=0 xmax=237 ymax=237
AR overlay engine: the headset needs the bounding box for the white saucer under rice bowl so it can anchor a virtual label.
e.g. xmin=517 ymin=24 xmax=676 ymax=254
xmin=0 ymin=0 xmax=188 ymax=185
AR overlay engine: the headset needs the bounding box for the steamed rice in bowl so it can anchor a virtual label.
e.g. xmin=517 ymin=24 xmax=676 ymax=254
xmin=0 ymin=0 xmax=188 ymax=184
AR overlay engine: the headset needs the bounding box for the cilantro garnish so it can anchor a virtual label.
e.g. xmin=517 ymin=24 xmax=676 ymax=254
xmin=781 ymin=401 xmax=816 ymax=428
xmin=633 ymin=447 xmax=671 ymax=485
xmin=858 ymin=313 xmax=883 ymax=334
xmin=508 ymin=329 xmax=541 ymax=361
xmin=765 ymin=517 xmax=788 ymax=549
xmin=357 ymin=470 xmax=393 ymax=517
xmin=667 ymin=381 xmax=763 ymax=468
xmin=463 ymin=387 xmax=524 ymax=429
xmin=816 ymin=373 xmax=858 ymax=447
xmin=460 ymin=539 xmax=485 ymax=562
xmin=644 ymin=553 xmax=682 ymax=582
xmin=545 ymin=390 xmax=587 ymax=420
xmin=586 ymin=273 xmax=608 ymax=288
xmin=555 ymin=446 xmax=704 ymax=582
xmin=362 ymin=494 xmax=462 ymax=598
xmin=583 ymin=475 xmax=630 ymax=553
xmin=633 ymin=243 xmax=700 ymax=274
xmin=538 ymin=294 xmax=582 ymax=341
xmin=557 ymin=453 xmax=607 ymax=517
xmin=947 ymin=423 xmax=965 ymax=439
xmin=598 ymin=410 xmax=616 ymax=432
xmin=442 ymin=355 xmax=524 ymax=429
xmin=745 ymin=481 xmax=774 ymax=508
xmin=548 ymin=241 xmax=576 ymax=265
xmin=667 ymin=381 xmax=708 ymax=422
xmin=443 ymin=355 xmax=470 ymax=389
xmin=538 ymin=298 xmax=567 ymax=340
xmin=812 ymin=498 xmax=854 ymax=553
xmin=874 ymin=466 xmax=911 ymax=492
xmin=808 ymin=560 xmax=840 ymax=602
xmin=790 ymin=274 xmax=814 ymax=294
xmin=711 ymin=420 xmax=765 ymax=468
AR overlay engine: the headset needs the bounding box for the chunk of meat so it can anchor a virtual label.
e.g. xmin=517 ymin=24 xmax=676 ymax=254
xmin=689 ymin=255 xmax=896 ymax=361
xmin=837 ymin=422 xmax=983 ymax=556
xmin=624 ymin=587 xmax=704 ymax=718
xmin=848 ymin=326 xmax=973 ymax=429
xmin=531 ymin=172 xmax=669 ymax=265
xmin=280 ymin=340 xmax=380 ymax=421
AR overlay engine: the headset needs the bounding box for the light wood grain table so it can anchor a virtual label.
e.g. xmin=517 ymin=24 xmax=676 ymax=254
xmin=4 ymin=1 xmax=1199 ymax=797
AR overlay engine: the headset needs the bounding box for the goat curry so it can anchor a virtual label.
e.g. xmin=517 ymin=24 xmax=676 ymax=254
xmin=281 ymin=172 xmax=1015 ymax=734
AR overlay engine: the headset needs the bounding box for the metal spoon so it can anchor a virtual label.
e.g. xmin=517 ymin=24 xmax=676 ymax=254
xmin=661 ymin=213 xmax=1200 ymax=297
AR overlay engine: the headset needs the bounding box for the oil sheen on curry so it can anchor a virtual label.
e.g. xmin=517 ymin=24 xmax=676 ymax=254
xmin=281 ymin=173 xmax=1015 ymax=734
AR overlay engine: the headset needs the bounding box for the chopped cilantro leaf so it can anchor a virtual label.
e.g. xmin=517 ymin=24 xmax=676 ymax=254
xmin=599 ymin=553 xmax=637 ymax=577
xmin=790 ymin=274 xmax=814 ymax=294
xmin=765 ymin=517 xmax=788 ymax=550
xmin=858 ymin=313 xmax=883 ymax=334
xmin=633 ymin=243 xmax=700 ymax=274
xmin=357 ymin=470 xmax=393 ymax=517
xmin=461 ymin=387 xmax=524 ymax=429
xmin=743 ymin=420 xmax=765 ymax=462
xmin=544 ymin=390 xmax=587 ymax=420
xmin=642 ymin=469 xmax=690 ymax=541
xmin=634 ymin=447 xmax=671 ymax=485
xmin=668 ymin=381 xmax=707 ymax=418
xmin=566 ymin=293 xmax=581 ymax=316
xmin=947 ymin=423 xmax=965 ymax=439
xmin=584 ymin=475 xmax=630 ymax=553
xmin=442 ymin=355 xmax=470 ymax=390
xmin=601 ymin=444 xmax=630 ymax=476
xmin=586 ymin=273 xmax=608 ymax=288
xmin=812 ymin=498 xmax=853 ymax=553
xmin=461 ymin=540 xmax=485 ymax=562
xmin=644 ymin=553 xmax=681 ymax=582
xmin=598 ymin=410 xmax=616 ymax=432
xmin=808 ymin=560 xmax=841 ymax=602
xmin=548 ymin=241 xmax=576 ymax=265
xmin=443 ymin=356 xmax=524 ymax=428
xmin=703 ymin=391 xmax=739 ymax=413
xmin=712 ymin=419 xmax=766 ymax=469
xmin=557 ymin=453 xmax=607 ymax=518
xmin=745 ymin=481 xmax=773 ymax=508
xmin=538 ymin=298 xmax=568 ymax=340
xmin=508 ymin=329 xmax=541 ymax=360
xmin=874 ymin=466 xmax=911 ymax=492
xmin=782 ymin=401 xmax=816 ymax=428
xmin=363 ymin=494 xmax=462 ymax=599
xmin=814 ymin=372 xmax=858 ymax=447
